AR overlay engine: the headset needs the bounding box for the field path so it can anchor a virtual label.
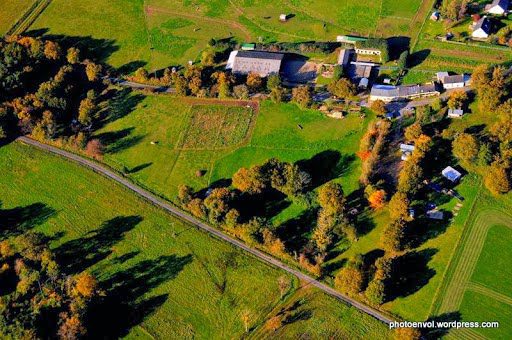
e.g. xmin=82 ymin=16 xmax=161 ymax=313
xmin=466 ymin=282 xmax=512 ymax=306
xmin=17 ymin=136 xmax=395 ymax=325
xmin=435 ymin=209 xmax=512 ymax=315
xmin=145 ymin=5 xmax=252 ymax=41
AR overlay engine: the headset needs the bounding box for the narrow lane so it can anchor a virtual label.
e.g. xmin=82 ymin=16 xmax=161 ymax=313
xmin=17 ymin=136 xmax=395 ymax=325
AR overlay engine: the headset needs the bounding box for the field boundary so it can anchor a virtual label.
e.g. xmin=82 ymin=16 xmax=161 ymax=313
xmin=17 ymin=136 xmax=395 ymax=325
xmin=5 ymin=0 xmax=52 ymax=36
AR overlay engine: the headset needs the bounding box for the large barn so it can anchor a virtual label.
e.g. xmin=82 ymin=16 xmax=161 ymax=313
xmin=230 ymin=50 xmax=284 ymax=77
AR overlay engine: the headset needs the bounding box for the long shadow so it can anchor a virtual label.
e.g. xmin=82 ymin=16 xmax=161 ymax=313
xmin=117 ymin=60 xmax=148 ymax=75
xmin=88 ymin=254 xmax=193 ymax=338
xmin=406 ymin=213 xmax=452 ymax=249
xmin=97 ymin=88 xmax=146 ymax=128
xmin=276 ymin=207 xmax=318 ymax=252
xmin=385 ymin=248 xmax=437 ymax=302
xmin=234 ymin=189 xmax=291 ymax=223
xmin=25 ymin=30 xmax=120 ymax=65
xmin=95 ymin=127 xmax=145 ymax=154
xmin=409 ymin=49 xmax=431 ymax=68
xmin=387 ymin=36 xmax=411 ymax=60
xmin=296 ymin=150 xmax=355 ymax=190
xmin=55 ymin=215 xmax=142 ymax=274
xmin=0 ymin=202 xmax=56 ymax=239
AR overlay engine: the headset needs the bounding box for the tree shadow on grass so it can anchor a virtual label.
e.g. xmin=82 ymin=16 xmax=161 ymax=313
xmin=0 ymin=202 xmax=56 ymax=239
xmin=55 ymin=215 xmax=142 ymax=274
xmin=385 ymin=248 xmax=437 ymax=302
xmin=296 ymin=150 xmax=355 ymax=190
xmin=95 ymin=127 xmax=145 ymax=154
xmin=276 ymin=207 xmax=319 ymax=253
xmin=117 ymin=60 xmax=148 ymax=75
xmin=88 ymin=254 xmax=193 ymax=338
xmin=25 ymin=29 xmax=120 ymax=65
xmin=97 ymin=88 xmax=146 ymax=128
xmin=406 ymin=213 xmax=452 ymax=249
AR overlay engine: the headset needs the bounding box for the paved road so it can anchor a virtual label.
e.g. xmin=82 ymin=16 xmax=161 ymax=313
xmin=17 ymin=136 xmax=394 ymax=325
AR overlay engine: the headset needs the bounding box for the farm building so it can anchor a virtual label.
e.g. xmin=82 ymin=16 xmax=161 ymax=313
xmin=241 ymin=43 xmax=256 ymax=51
xmin=472 ymin=16 xmax=492 ymax=39
xmin=431 ymin=11 xmax=440 ymax=21
xmin=448 ymin=109 xmax=464 ymax=118
xmin=439 ymin=74 xmax=471 ymax=89
xmin=485 ymin=0 xmax=509 ymax=15
xmin=400 ymin=144 xmax=415 ymax=160
xmin=442 ymin=166 xmax=462 ymax=182
xmin=230 ymin=50 xmax=285 ymax=77
xmin=338 ymin=48 xmax=353 ymax=66
xmin=370 ymin=84 xmax=440 ymax=102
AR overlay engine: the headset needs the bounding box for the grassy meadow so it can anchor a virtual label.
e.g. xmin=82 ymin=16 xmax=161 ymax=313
xmin=28 ymin=0 xmax=428 ymax=69
xmin=0 ymin=0 xmax=34 ymax=34
xmin=0 ymin=141 xmax=391 ymax=339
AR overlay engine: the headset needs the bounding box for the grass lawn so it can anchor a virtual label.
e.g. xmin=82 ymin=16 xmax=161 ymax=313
xmin=0 ymin=141 xmax=391 ymax=339
xmin=0 ymin=0 xmax=34 ymax=34
xmin=470 ymin=224 xmax=512 ymax=297
xmin=30 ymin=0 xmax=430 ymax=68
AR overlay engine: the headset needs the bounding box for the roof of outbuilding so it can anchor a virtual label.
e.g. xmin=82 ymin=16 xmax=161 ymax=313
xmin=443 ymin=74 xmax=465 ymax=84
xmin=474 ymin=16 xmax=491 ymax=34
xmin=490 ymin=0 xmax=509 ymax=10
xmin=236 ymin=50 xmax=285 ymax=60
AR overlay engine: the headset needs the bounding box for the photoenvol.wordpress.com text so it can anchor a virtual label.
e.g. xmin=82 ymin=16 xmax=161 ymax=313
xmin=389 ymin=321 xmax=500 ymax=330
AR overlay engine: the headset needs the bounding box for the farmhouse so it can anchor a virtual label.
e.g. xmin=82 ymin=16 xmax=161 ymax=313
xmin=438 ymin=73 xmax=471 ymax=89
xmin=370 ymin=84 xmax=440 ymax=102
xmin=448 ymin=109 xmax=464 ymax=118
xmin=442 ymin=166 xmax=462 ymax=182
xmin=485 ymin=0 xmax=509 ymax=15
xmin=472 ymin=16 xmax=492 ymax=39
xmin=230 ymin=50 xmax=285 ymax=77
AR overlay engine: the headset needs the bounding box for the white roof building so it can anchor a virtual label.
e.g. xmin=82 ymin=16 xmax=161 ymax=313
xmin=486 ymin=0 xmax=509 ymax=15
xmin=442 ymin=166 xmax=462 ymax=182
xmin=472 ymin=16 xmax=492 ymax=39
xmin=448 ymin=109 xmax=464 ymax=118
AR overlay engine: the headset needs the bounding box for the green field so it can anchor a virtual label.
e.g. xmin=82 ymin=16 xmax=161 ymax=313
xmin=0 ymin=141 xmax=391 ymax=339
xmin=27 ymin=0 xmax=428 ymax=69
xmin=0 ymin=0 xmax=34 ymax=34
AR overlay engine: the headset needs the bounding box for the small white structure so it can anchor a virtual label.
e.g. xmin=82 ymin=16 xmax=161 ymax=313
xmin=400 ymin=144 xmax=415 ymax=161
xmin=358 ymin=77 xmax=369 ymax=89
xmin=279 ymin=14 xmax=288 ymax=21
xmin=443 ymin=74 xmax=470 ymax=89
xmin=225 ymin=50 xmax=238 ymax=70
xmin=442 ymin=166 xmax=462 ymax=182
xmin=472 ymin=16 xmax=492 ymax=39
xmin=448 ymin=109 xmax=464 ymax=118
xmin=431 ymin=11 xmax=440 ymax=21
xmin=485 ymin=0 xmax=509 ymax=15
xmin=427 ymin=209 xmax=444 ymax=220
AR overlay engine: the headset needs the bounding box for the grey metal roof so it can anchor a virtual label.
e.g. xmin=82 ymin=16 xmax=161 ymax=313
xmin=236 ymin=50 xmax=285 ymax=60
xmin=370 ymin=85 xmax=399 ymax=97
xmin=443 ymin=74 xmax=465 ymax=84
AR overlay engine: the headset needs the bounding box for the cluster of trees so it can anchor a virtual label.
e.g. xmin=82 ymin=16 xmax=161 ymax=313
xmin=439 ymin=0 xmax=469 ymax=22
xmin=0 ymin=233 xmax=101 ymax=339
xmin=312 ymin=182 xmax=356 ymax=253
xmin=358 ymin=120 xmax=391 ymax=186
xmin=178 ymin=158 xmax=311 ymax=261
xmin=0 ymin=36 xmax=105 ymax=157
xmin=129 ymin=64 xmax=288 ymax=103
xmin=448 ymin=64 xmax=512 ymax=195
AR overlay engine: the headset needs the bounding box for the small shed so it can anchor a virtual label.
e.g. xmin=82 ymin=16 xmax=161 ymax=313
xmin=427 ymin=209 xmax=444 ymax=220
xmin=442 ymin=166 xmax=462 ymax=182
xmin=400 ymin=144 xmax=415 ymax=160
xmin=431 ymin=11 xmax=440 ymax=21
xmin=448 ymin=109 xmax=464 ymax=118
xmin=241 ymin=43 xmax=256 ymax=51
